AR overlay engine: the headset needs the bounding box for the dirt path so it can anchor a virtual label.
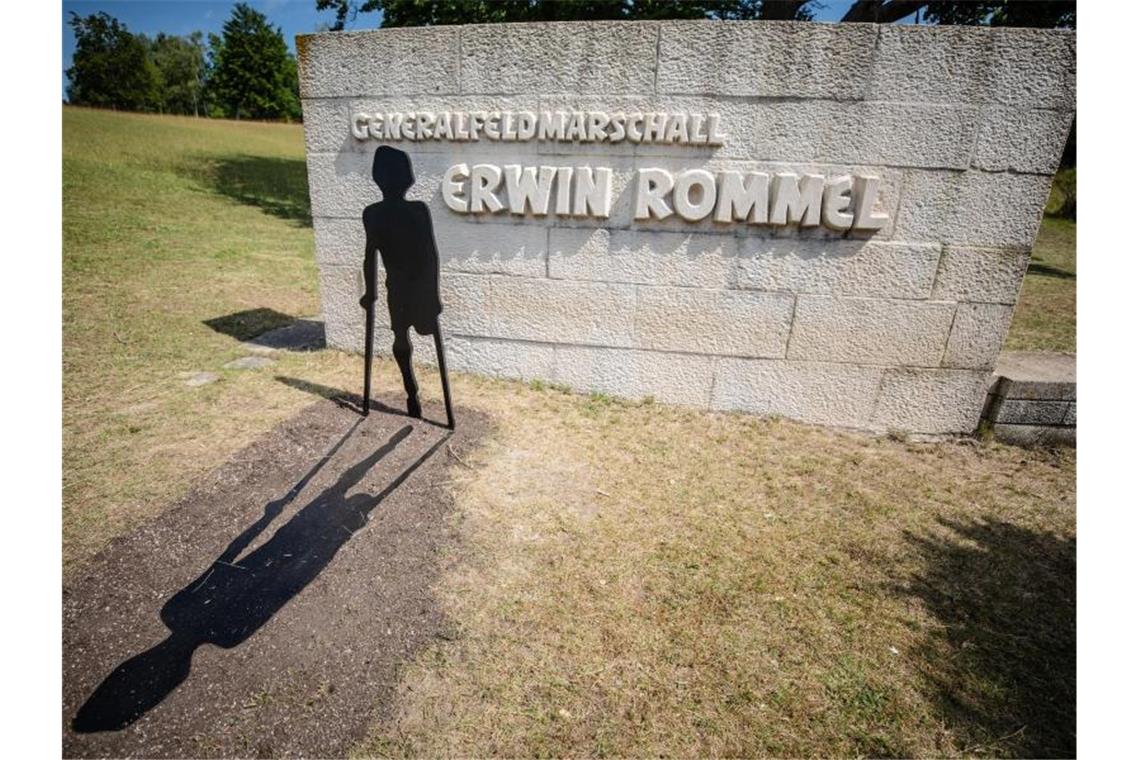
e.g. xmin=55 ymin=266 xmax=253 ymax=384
xmin=63 ymin=396 xmax=486 ymax=758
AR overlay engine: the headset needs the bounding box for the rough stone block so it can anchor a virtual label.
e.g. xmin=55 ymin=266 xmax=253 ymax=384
xmin=734 ymin=240 xmax=940 ymax=300
xmin=433 ymin=217 xmax=548 ymax=276
xmin=943 ymin=303 xmax=1014 ymax=370
xmin=459 ymin=22 xmax=658 ymax=95
xmin=871 ymin=368 xmax=990 ymax=434
xmin=992 ymin=351 xmax=1076 ymax=400
xmin=301 ymin=98 xmax=351 ymax=156
xmin=315 ymin=209 xmax=546 ymax=277
xmin=552 ymin=345 xmax=716 ymax=407
xmin=313 ymin=217 xmax=358 ymax=266
xmin=634 ymin=287 xmax=793 ymax=358
xmin=711 ymin=358 xmax=883 ymax=428
xmin=297 ymin=28 xmax=461 ymax=98
xmin=993 ymin=399 xmax=1070 ymax=426
xmin=973 ymin=107 xmax=1074 ymax=174
xmin=489 ymin=277 xmax=637 ymax=346
xmin=931 ymin=246 xmax=1030 ymax=304
xmin=894 ymin=170 xmax=1052 ymax=248
xmin=752 ymin=101 xmax=978 ymax=170
xmin=307 ymin=150 xmax=449 ymax=219
xmin=535 ymin=95 xmax=761 ymax=160
xmin=318 ymin=266 xmax=365 ymax=349
xmin=1064 ymin=401 xmax=1076 ymax=426
xmin=991 ymin=423 xmax=1075 ymax=447
xmin=658 ymin=21 xmax=877 ymax=98
xmin=303 ymin=95 xmax=544 ymax=155
xmin=788 ymin=296 xmax=955 ymax=366
xmin=549 ymin=228 xmax=734 ymax=288
xmin=439 ymin=274 xmax=495 ymax=335
xmin=868 ymin=25 xmax=994 ymax=104
xmin=989 ymin=28 xmax=1075 ymax=109
xmin=448 ymin=336 xmax=555 ymax=380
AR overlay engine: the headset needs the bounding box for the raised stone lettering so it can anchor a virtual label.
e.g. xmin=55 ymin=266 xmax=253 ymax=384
xmin=714 ymin=171 xmax=769 ymax=224
xmin=770 ymin=173 xmax=824 ymax=227
xmin=503 ymin=165 xmax=556 ymax=215
xmin=442 ymin=163 xmax=469 ymax=213
xmin=572 ymin=167 xmax=613 ymax=218
xmin=470 ymin=164 xmax=504 ymax=213
xmin=634 ymin=168 xmax=674 ymax=220
xmin=673 ymin=169 xmax=717 ymax=221
xmin=852 ymin=176 xmax=890 ymax=231
xmin=822 ymin=175 xmax=855 ymax=230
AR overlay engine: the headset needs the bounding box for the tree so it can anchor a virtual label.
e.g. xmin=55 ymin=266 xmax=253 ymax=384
xmin=150 ymin=32 xmax=207 ymax=116
xmin=923 ymin=1 xmax=1075 ymax=28
xmin=206 ymin=3 xmax=301 ymax=121
xmin=315 ymin=0 xmax=814 ymax=29
xmin=66 ymin=11 xmax=161 ymax=111
xmin=315 ymin=0 xmax=1073 ymax=28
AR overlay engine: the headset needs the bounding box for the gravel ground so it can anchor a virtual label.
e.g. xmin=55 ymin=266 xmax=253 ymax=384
xmin=63 ymin=395 xmax=486 ymax=758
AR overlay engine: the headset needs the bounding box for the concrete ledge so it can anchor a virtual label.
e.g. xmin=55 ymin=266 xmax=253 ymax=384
xmin=984 ymin=352 xmax=1075 ymax=446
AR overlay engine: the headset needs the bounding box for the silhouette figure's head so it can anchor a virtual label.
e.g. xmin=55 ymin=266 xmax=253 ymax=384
xmin=372 ymin=146 xmax=414 ymax=199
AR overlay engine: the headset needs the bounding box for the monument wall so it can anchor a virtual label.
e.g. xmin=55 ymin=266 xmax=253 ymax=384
xmin=297 ymin=20 xmax=1074 ymax=434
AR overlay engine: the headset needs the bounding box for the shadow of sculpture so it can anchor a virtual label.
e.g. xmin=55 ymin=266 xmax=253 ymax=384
xmin=193 ymin=154 xmax=312 ymax=227
xmin=274 ymin=375 xmax=452 ymax=429
xmin=72 ymin=421 xmax=450 ymax=733
xmin=902 ymin=517 xmax=1075 ymax=757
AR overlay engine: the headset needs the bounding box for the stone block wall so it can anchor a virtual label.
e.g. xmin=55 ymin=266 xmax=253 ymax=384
xmin=297 ymin=20 xmax=1074 ymax=434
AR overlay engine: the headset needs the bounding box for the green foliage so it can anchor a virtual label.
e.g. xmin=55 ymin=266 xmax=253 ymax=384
xmin=66 ymin=11 xmax=161 ymax=111
xmin=315 ymin=0 xmax=814 ymax=30
xmin=1048 ymin=168 xmax=1076 ymax=220
xmin=317 ymin=0 xmax=1076 ymax=28
xmin=923 ymin=1 xmax=1075 ymax=28
xmin=150 ymin=32 xmax=207 ymax=116
xmin=206 ymin=4 xmax=301 ymax=121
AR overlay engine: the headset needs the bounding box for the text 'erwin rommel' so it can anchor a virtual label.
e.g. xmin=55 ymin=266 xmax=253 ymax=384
xmin=441 ymin=165 xmax=890 ymax=230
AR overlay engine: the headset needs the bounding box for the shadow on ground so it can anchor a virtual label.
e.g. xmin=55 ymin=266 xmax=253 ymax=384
xmin=204 ymin=308 xmax=297 ymax=342
xmin=73 ymin=418 xmax=450 ymax=732
xmin=1028 ymin=260 xmax=1076 ymax=280
xmin=903 ymin=517 xmax=1076 ymax=757
xmin=204 ymin=309 xmax=325 ymax=353
xmin=192 ymin=154 xmax=312 ymax=227
xmin=63 ymin=398 xmax=487 ymax=756
xmin=276 ymin=376 xmax=454 ymax=430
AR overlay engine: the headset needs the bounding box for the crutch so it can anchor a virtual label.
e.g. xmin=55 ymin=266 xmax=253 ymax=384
xmin=360 ymin=251 xmax=378 ymax=417
xmin=432 ymin=326 xmax=455 ymax=429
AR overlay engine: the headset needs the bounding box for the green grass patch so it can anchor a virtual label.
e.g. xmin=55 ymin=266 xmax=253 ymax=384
xmin=1005 ymin=215 xmax=1076 ymax=352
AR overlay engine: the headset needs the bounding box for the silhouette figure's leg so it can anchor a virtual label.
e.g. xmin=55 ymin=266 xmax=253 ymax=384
xmin=362 ymin=296 xmax=375 ymax=417
xmin=360 ymin=248 xmax=378 ymax=417
xmin=393 ymin=326 xmax=421 ymax=418
xmin=432 ymin=328 xmax=455 ymax=429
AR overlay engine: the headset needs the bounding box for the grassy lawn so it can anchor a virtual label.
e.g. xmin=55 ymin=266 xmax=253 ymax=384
xmin=63 ymin=107 xmax=1076 ymax=757
xmin=1005 ymin=214 xmax=1076 ymax=352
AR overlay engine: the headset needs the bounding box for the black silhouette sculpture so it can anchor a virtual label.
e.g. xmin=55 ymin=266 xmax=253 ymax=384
xmin=362 ymin=147 xmax=455 ymax=428
xmin=72 ymin=423 xmax=449 ymax=732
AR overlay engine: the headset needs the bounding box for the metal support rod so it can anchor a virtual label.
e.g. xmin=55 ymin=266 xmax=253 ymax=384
xmin=433 ymin=328 xmax=455 ymax=429
xmin=361 ymin=296 xmax=375 ymax=417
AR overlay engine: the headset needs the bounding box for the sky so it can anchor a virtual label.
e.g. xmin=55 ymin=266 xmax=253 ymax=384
xmin=61 ymin=0 xmax=384 ymax=96
xmin=60 ymin=0 xmax=870 ymax=98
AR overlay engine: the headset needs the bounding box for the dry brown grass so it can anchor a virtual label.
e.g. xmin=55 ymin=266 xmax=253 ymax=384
xmin=359 ymin=383 xmax=1075 ymax=758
